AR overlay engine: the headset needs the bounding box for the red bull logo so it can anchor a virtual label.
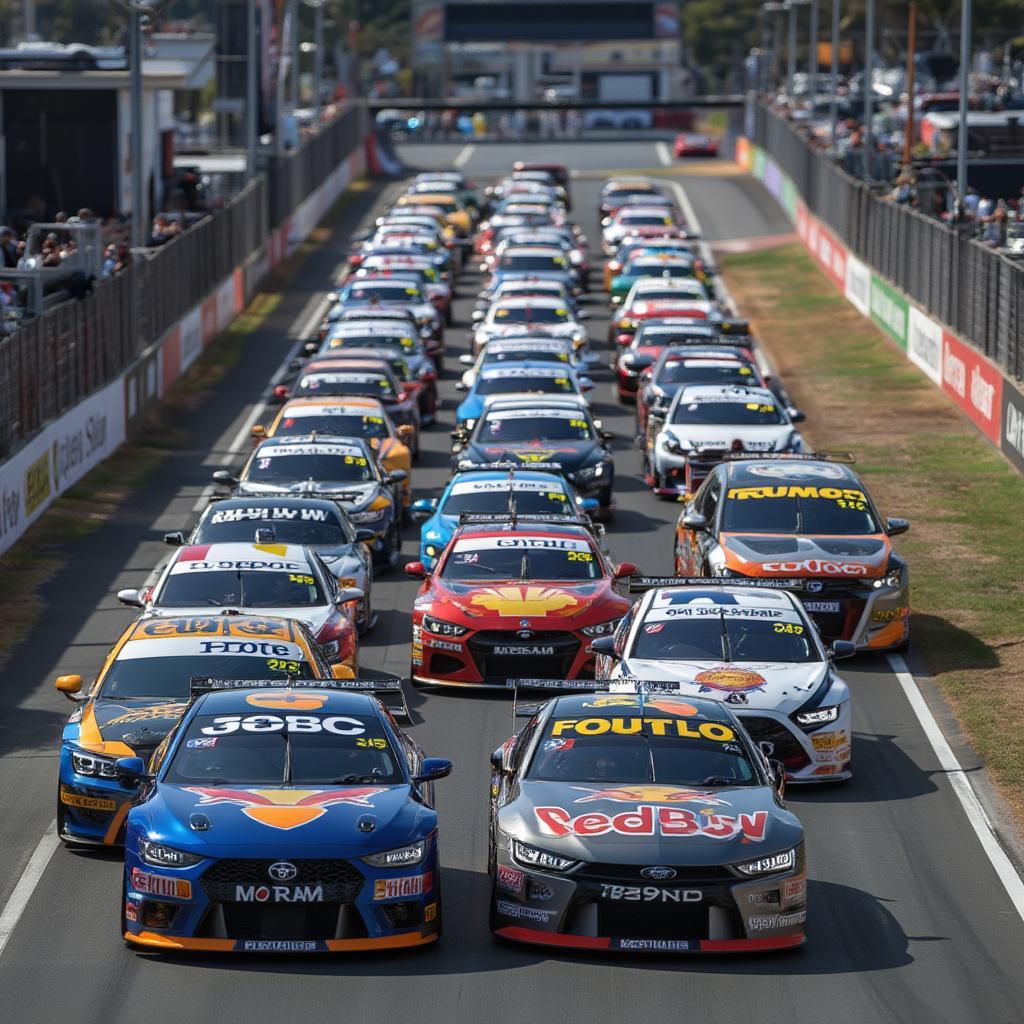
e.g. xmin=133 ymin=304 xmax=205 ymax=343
xmin=535 ymin=805 xmax=768 ymax=842
xmin=573 ymin=785 xmax=730 ymax=806
xmin=185 ymin=787 xmax=386 ymax=830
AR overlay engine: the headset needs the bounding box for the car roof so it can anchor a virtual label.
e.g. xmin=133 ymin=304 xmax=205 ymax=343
xmin=493 ymin=296 xmax=567 ymax=309
xmin=550 ymin=692 xmax=730 ymax=722
xmin=202 ymin=495 xmax=342 ymax=513
xmin=256 ymin=433 xmax=373 ymax=454
xmin=677 ymin=384 xmax=774 ymax=401
xmin=194 ymin=687 xmax=380 ymax=716
xmin=454 ymin=521 xmax=594 ymax=542
xmin=482 ymin=394 xmax=588 ymax=412
xmin=724 ymin=458 xmax=862 ymax=487
xmin=126 ymin=613 xmax=309 ymax=642
xmin=172 ymin=541 xmax=311 ymax=565
xmin=640 ymin=585 xmax=801 ymax=613
xmin=479 ymin=361 xmax=572 ymax=377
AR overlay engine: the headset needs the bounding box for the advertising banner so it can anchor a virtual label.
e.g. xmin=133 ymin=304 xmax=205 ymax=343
xmin=907 ymin=307 xmax=944 ymax=386
xmin=844 ymin=253 xmax=871 ymax=316
xmin=869 ymin=274 xmax=908 ymax=349
xmin=942 ymin=330 xmax=1002 ymax=445
xmin=1001 ymin=380 xmax=1024 ymax=473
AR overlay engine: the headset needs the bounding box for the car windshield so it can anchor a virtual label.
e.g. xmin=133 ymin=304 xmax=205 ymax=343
xmin=721 ymin=482 xmax=881 ymax=534
xmin=625 ymin=263 xmax=691 ymax=277
xmin=156 ymin=566 xmax=325 ymax=608
xmin=659 ymin=362 xmax=756 ymax=386
xmin=527 ymin=703 xmax=756 ymax=786
xmin=476 ymin=373 xmax=575 ymax=396
xmin=245 ymin=447 xmax=375 ymax=484
xmin=100 ymin=652 xmax=318 ymax=698
xmin=440 ymin=536 xmax=600 ymax=581
xmin=195 ymin=506 xmax=352 ymax=545
xmin=162 ymin=711 xmax=404 ymax=785
xmin=670 ymin=397 xmax=786 ymax=425
xmin=498 ymin=255 xmax=567 ymax=271
xmin=620 ymin=214 xmax=673 ymax=227
xmin=294 ymin=373 xmax=396 ymax=399
xmin=326 ymin=334 xmax=422 ymax=356
xmin=634 ymin=288 xmax=704 ymax=303
xmin=440 ymin=481 xmax=574 ymax=517
xmin=485 ymin=349 xmax=568 ymax=365
xmin=492 ymin=306 xmax=571 ymax=324
xmin=478 ymin=410 xmax=591 ymax=441
xmin=631 ymin=607 xmax=817 ymax=662
xmin=341 ymin=283 xmax=423 ymax=303
xmin=607 ymin=188 xmax=658 ymax=202
xmin=273 ymin=412 xmax=389 ymax=442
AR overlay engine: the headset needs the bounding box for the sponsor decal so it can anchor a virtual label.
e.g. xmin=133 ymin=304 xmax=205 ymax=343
xmin=746 ymin=891 xmax=780 ymax=905
xmin=1001 ymin=380 xmax=1024 ymax=474
xmin=528 ymin=882 xmax=555 ymax=901
xmin=234 ymin=884 xmax=325 ymax=903
xmin=59 ymin=787 xmax=117 ymax=812
xmin=200 ymin=714 xmax=366 ymax=736
xmin=810 ymin=730 xmax=847 ymax=751
xmin=428 ymin=638 xmax=464 ymax=652
xmin=542 ymin=738 xmax=575 ymax=752
xmin=268 ymin=862 xmax=297 ymax=881
xmin=869 ymin=274 xmax=908 ymax=349
xmin=424 ymin=901 xmax=438 ymax=922
xmin=493 ymin=645 xmax=556 ymax=656
xmin=942 ymin=330 xmax=1002 ymax=445
xmin=105 ymin=703 xmax=189 ymax=727
xmin=124 ymin=900 xmax=139 ymax=922
xmin=495 ymin=899 xmax=554 ymax=923
xmin=184 ymin=786 xmax=387 ymax=829
xmin=186 ymin=738 xmax=218 ymax=749
xmin=782 ymin=877 xmax=806 ymax=906
xmin=600 ymin=885 xmax=702 ymax=903
xmin=694 ymin=667 xmax=766 ymax=694
xmin=24 ymin=450 xmax=52 ymax=517
xmin=496 ymin=865 xmax=525 ymax=893
xmin=574 ymin=785 xmax=730 ymax=806
xmin=749 ymin=910 xmax=806 ymax=930
xmin=241 ymin=940 xmax=318 ymax=952
xmin=583 ymin=696 xmax=699 ymax=717
xmin=470 ymin=585 xmax=580 ymax=617
xmin=209 ymin=506 xmax=330 ymax=524
xmin=551 ymin=718 xmax=736 ymax=742
xmin=726 ymin=485 xmax=867 ymax=502
xmin=616 ymin=938 xmax=697 ymax=951
xmin=907 ymin=307 xmax=943 ymax=386
xmin=373 ymin=873 xmax=432 ymax=900
xmin=138 ymin=617 xmax=294 ymax=641
xmin=761 ymin=558 xmax=869 ymax=576
xmin=804 ymin=600 xmax=841 ymax=613
xmin=844 ymin=253 xmax=871 ymax=316
xmin=130 ymin=868 xmax=192 ymax=899
xmin=747 ymin=463 xmax=846 ymax=481
xmin=244 ymin=692 xmax=330 ymax=711
xmin=534 ymin=805 xmax=769 ymax=841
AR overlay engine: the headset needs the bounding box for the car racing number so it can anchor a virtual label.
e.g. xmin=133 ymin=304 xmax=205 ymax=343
xmin=200 ymin=715 xmax=366 ymax=735
xmin=772 ymin=623 xmax=804 ymax=634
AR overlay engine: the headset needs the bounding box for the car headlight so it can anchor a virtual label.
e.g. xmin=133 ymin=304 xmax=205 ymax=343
xmin=511 ymin=839 xmax=581 ymax=873
xmin=138 ymin=839 xmax=204 ymax=869
xmin=320 ymin=640 xmax=341 ymax=659
xmin=423 ymin=615 xmax=469 ymax=637
xmin=424 ymin=544 xmax=439 ymax=558
xmin=617 ymin=318 xmax=635 ymax=330
xmin=351 ymin=507 xmax=388 ymax=524
xmin=362 ymin=838 xmax=426 ymax=868
xmin=874 ymin=565 xmax=903 ymax=589
xmin=733 ymin=848 xmax=796 ymax=876
xmin=417 ymin=314 xmax=432 ymax=326
xmin=582 ymin=618 xmax=620 ymax=637
xmin=793 ymin=703 xmax=842 ymax=727
xmin=660 ymin=434 xmax=687 ymax=455
xmin=71 ymin=750 xmax=119 ymax=778
xmin=574 ymin=462 xmax=604 ymax=480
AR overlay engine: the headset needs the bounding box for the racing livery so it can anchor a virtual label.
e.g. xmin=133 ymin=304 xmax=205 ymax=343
xmin=121 ymin=679 xmax=451 ymax=953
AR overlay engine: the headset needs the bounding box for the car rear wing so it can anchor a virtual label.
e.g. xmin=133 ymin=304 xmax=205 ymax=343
xmin=456 ymin=512 xmax=593 ymax=527
xmin=454 ymin=460 xmax=566 ymax=474
xmin=188 ymin=675 xmax=409 ymax=720
xmin=717 ymin=451 xmax=855 ymax=464
xmin=505 ymin=677 xmax=610 ymax=721
xmin=627 ymin=576 xmax=809 ymax=593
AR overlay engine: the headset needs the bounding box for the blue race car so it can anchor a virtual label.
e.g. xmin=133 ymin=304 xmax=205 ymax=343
xmin=452 ymin=360 xmax=592 ymax=427
xmin=119 ymin=678 xmax=451 ymax=954
xmin=411 ymin=463 xmax=597 ymax=569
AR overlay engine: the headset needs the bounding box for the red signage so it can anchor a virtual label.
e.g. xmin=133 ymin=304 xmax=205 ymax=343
xmin=941 ymin=330 xmax=1002 ymax=444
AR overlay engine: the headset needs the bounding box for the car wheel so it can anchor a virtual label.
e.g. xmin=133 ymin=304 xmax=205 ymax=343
xmin=386 ymin=523 xmax=402 ymax=571
xmin=358 ymin=588 xmax=374 ymax=635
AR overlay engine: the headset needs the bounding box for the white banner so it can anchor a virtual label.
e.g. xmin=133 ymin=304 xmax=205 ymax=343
xmin=907 ymin=306 xmax=944 ymax=385
xmin=844 ymin=253 xmax=871 ymax=317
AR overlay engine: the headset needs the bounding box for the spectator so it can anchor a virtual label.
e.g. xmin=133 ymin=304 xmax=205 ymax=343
xmin=962 ymin=187 xmax=981 ymax=220
xmin=0 ymin=226 xmax=17 ymax=268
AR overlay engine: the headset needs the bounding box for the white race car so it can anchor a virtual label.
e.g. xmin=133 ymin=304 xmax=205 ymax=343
xmin=594 ymin=578 xmax=854 ymax=782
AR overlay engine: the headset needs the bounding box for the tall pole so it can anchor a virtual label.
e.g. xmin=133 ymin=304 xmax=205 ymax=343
xmin=829 ymin=0 xmax=840 ymax=139
xmin=787 ymin=2 xmax=797 ymax=97
xmin=808 ymin=0 xmax=819 ymax=103
xmin=863 ymin=0 xmax=875 ymax=181
xmin=22 ymin=0 xmax=35 ymax=40
xmin=246 ymin=0 xmax=258 ymax=180
xmin=290 ymin=0 xmax=300 ymax=110
xmin=956 ymin=0 xmax=972 ymax=217
xmin=903 ymin=1 xmax=917 ymax=168
xmin=130 ymin=5 xmax=145 ymax=248
xmin=313 ymin=1 xmax=323 ymax=126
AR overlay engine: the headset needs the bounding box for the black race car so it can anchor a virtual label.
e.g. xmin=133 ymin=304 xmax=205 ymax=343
xmin=451 ymin=396 xmax=615 ymax=518
xmin=488 ymin=682 xmax=806 ymax=952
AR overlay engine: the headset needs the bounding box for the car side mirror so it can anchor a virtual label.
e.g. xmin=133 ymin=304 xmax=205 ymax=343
xmin=250 ymin=424 xmax=266 ymax=440
xmin=788 ymin=408 xmax=806 ymax=423
xmin=579 ymin=497 xmax=599 ymax=513
xmin=459 ymin=353 xmax=474 ymax=365
xmin=769 ymin=759 xmax=786 ymax=794
xmin=115 ymin=756 xmax=148 ymax=784
xmin=54 ymin=674 xmax=84 ymax=701
xmin=471 ymin=310 xmax=485 ymax=322
xmin=885 ymin=517 xmax=910 ymax=537
xmin=682 ymin=512 xmax=707 ymax=532
xmin=331 ymin=663 xmax=355 ymax=679
xmin=413 ymin=757 xmax=453 ymax=785
xmin=490 ymin=749 xmax=506 ymax=772
xmin=610 ymin=295 xmax=622 ymax=305
xmin=396 ymin=424 xmax=415 ymax=444
xmin=273 ymin=385 xmax=289 ymax=401
xmin=387 ymin=469 xmax=409 ymax=483
xmin=163 ymin=531 xmax=186 ymax=546
xmin=212 ymin=470 xmax=236 ymax=487
xmin=404 ymin=561 xmax=427 ymax=579
xmin=302 ymin=341 xmax=319 ymax=356
xmin=576 ymin=309 xmax=590 ymax=320
xmin=335 ymin=587 xmax=365 ymax=605
xmin=454 ymin=381 xmax=468 ymax=391
xmin=613 ymin=562 xmax=636 ymax=579
xmin=589 ymin=635 xmax=617 ymax=657
xmin=411 ymin=498 xmax=437 ymax=520
xmin=600 ymin=430 xmax=615 ymax=443
xmin=579 ymin=378 xmax=594 ymax=392
xmin=116 ymin=588 xmax=144 ymax=608
xmin=828 ymin=640 xmax=857 ymax=660
xmin=354 ymin=527 xmax=376 ymax=543
xmin=450 ymin=428 xmax=468 ymax=442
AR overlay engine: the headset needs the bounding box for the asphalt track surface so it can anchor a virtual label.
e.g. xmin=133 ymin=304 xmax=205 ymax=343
xmin=1 ymin=140 xmax=1022 ymax=1023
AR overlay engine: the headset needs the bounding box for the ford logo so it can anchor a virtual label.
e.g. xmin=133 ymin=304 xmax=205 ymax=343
xmin=267 ymin=861 xmax=297 ymax=882
xmin=640 ymin=866 xmax=677 ymax=881
xmin=806 ymin=580 xmax=824 ymax=594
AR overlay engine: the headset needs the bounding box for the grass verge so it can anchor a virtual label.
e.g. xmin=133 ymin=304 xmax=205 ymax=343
xmin=0 ymin=177 xmax=372 ymax=668
xmin=723 ymin=243 xmax=1024 ymax=816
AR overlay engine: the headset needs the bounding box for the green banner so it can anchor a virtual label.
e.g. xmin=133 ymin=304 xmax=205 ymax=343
xmin=869 ymin=273 xmax=909 ymax=349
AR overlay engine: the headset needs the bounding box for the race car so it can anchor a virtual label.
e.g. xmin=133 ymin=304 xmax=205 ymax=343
xmin=471 ymin=297 xmax=590 ymax=358
xmin=254 ymin=398 xmax=413 ymax=513
xmin=488 ymin=681 xmax=806 ymax=951
xmin=405 ymin=520 xmax=633 ymax=688
xmin=118 ymin=542 xmax=362 ymax=670
xmin=221 ymin=435 xmax=404 ymax=568
xmin=609 ymin=254 xmax=698 ymax=307
xmin=451 ymin=396 xmax=616 ymax=517
xmin=648 ymin=386 xmax=806 ymax=496
xmin=167 ymin=496 xmax=376 ymax=635
xmin=611 ymin=278 xmax=715 ymax=346
xmin=481 ymin=246 xmax=580 ymax=293
xmin=603 ymin=238 xmax=698 ymax=291
xmin=454 ymin=362 xmax=593 ymax=427
xmin=595 ymin=578 xmax=855 ymax=782
xmin=348 ymin=258 xmax=453 ymax=322
xmin=599 ymin=178 xmax=666 ymax=219
xmin=674 ymin=132 xmax=719 ymax=157
xmin=475 ymin=278 xmax=579 ymax=316
xmin=53 ymin=613 xmax=342 ymax=846
xmin=120 ymin=678 xmax=451 ymax=953
xmin=411 ymin=463 xmax=600 ymax=569
xmin=613 ymin=320 xmax=725 ymax=402
xmin=330 ymin=276 xmax=443 ymax=346
xmin=396 ymin=190 xmax=473 ymax=235
xmin=458 ymin=336 xmax=583 ymax=388
xmin=673 ymin=453 xmax=911 ymax=651
xmin=602 ymin=207 xmax=681 ymax=256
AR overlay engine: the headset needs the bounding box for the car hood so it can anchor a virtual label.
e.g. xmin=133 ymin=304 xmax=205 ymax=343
xmin=500 ymin=780 xmax=800 ymax=864
xmin=424 ymin=578 xmax=620 ymax=623
xmin=86 ymin=697 xmax=191 ymax=757
xmin=615 ymin=659 xmax=831 ymax=715
xmin=465 ymin=440 xmax=600 ymax=471
xmin=721 ymin=533 xmax=891 ymax=579
xmin=133 ymin=783 xmax=430 ymax=858
xmin=661 ymin=424 xmax=795 ymax=451
xmin=238 ymin=480 xmax=380 ymax=513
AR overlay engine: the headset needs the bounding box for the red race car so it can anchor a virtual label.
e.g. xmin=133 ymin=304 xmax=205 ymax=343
xmin=673 ymin=132 xmax=719 ymax=158
xmin=405 ymin=519 xmax=633 ymax=688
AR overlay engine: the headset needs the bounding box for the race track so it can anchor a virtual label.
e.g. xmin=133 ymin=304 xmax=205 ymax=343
xmin=0 ymin=140 xmax=1022 ymax=1024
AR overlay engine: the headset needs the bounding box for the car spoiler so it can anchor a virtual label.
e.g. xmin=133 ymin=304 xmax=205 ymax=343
xmin=717 ymin=451 xmax=856 ymax=464
xmin=628 ymin=575 xmax=809 ymax=593
xmin=505 ymin=677 xmax=703 ymax=721
xmin=188 ymin=675 xmax=410 ymax=720
xmin=454 ymin=460 xmax=566 ymax=474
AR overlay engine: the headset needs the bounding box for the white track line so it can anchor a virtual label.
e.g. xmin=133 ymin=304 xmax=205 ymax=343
xmin=888 ymin=654 xmax=1024 ymax=922
xmin=453 ymin=144 xmax=476 ymax=169
xmin=654 ymin=141 xmax=672 ymax=167
xmin=0 ymin=823 xmax=58 ymax=958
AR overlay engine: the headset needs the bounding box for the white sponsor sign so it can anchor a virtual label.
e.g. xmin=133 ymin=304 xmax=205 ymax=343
xmin=453 ymin=536 xmax=590 ymax=552
xmin=449 ymin=479 xmax=566 ymax=495
xmin=844 ymin=253 xmax=871 ymax=317
xmin=257 ymin=443 xmax=364 ymax=459
xmin=907 ymin=307 xmax=943 ymax=385
xmin=118 ymin=637 xmax=307 ymax=660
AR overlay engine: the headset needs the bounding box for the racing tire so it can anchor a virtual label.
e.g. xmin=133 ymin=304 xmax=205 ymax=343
xmin=358 ymin=588 xmax=374 ymax=636
xmin=121 ymin=876 xmax=142 ymax=950
xmin=385 ymin=523 xmax=402 ymax=572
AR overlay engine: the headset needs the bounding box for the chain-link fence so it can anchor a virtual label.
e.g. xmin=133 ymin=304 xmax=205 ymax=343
xmin=753 ymin=105 xmax=1024 ymax=383
xmin=0 ymin=106 xmax=367 ymax=460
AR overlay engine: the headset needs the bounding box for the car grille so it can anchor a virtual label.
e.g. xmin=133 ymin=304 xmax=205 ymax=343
xmin=467 ymin=630 xmax=579 ymax=684
xmin=200 ymin=859 xmax=363 ymax=904
xmin=739 ymin=716 xmax=810 ymax=770
xmin=798 ymin=584 xmax=869 ymax=642
xmin=574 ymin=863 xmax=735 ymax=884
xmin=597 ymin=901 xmax=709 ymax=941
xmin=219 ymin=903 xmax=347 ymax=941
